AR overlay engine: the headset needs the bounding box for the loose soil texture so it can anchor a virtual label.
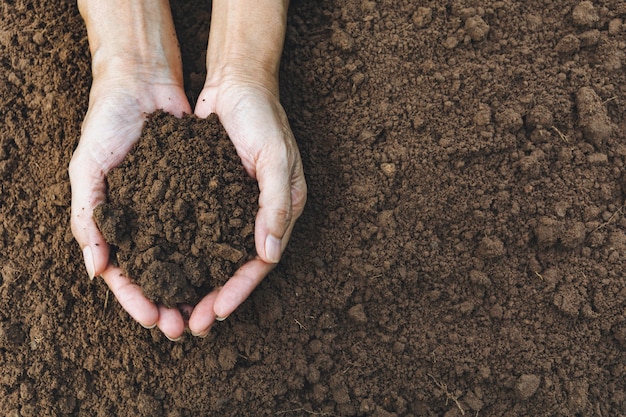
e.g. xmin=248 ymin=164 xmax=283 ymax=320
xmin=94 ymin=111 xmax=257 ymax=307
xmin=1 ymin=0 xmax=626 ymax=416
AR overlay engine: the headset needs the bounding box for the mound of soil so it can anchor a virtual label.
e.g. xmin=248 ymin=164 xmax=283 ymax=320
xmin=94 ymin=111 xmax=257 ymax=307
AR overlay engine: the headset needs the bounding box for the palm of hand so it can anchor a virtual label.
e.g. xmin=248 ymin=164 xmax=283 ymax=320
xmin=187 ymin=83 xmax=307 ymax=336
xmin=76 ymin=84 xmax=191 ymax=171
xmin=69 ymin=82 xmax=191 ymax=333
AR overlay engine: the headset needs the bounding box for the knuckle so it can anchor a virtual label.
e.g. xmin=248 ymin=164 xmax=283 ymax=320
xmin=272 ymin=206 xmax=292 ymax=228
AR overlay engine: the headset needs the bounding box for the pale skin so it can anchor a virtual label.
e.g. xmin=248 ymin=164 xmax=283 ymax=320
xmin=69 ymin=0 xmax=307 ymax=341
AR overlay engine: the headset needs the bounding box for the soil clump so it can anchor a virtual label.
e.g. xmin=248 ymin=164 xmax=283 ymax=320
xmin=94 ymin=111 xmax=257 ymax=307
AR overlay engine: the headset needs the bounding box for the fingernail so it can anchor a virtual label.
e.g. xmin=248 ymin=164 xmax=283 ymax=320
xmin=166 ymin=334 xmax=182 ymax=342
xmin=191 ymin=330 xmax=209 ymax=338
xmin=264 ymin=234 xmax=282 ymax=263
xmin=215 ymin=315 xmax=228 ymax=322
xmin=140 ymin=322 xmax=157 ymax=330
xmin=83 ymin=246 xmax=95 ymax=280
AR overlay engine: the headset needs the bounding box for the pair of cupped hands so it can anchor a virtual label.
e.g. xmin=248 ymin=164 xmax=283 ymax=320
xmin=69 ymin=63 xmax=306 ymax=341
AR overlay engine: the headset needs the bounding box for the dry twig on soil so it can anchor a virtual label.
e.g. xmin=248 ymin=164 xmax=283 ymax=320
xmin=428 ymin=373 xmax=465 ymax=415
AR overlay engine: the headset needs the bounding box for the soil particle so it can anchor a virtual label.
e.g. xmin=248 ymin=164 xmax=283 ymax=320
xmin=579 ymin=29 xmax=601 ymax=46
xmin=475 ymin=236 xmax=505 ymax=259
xmin=218 ymin=345 xmax=239 ymax=371
xmin=555 ymin=33 xmax=581 ymax=55
xmin=553 ymin=284 xmax=585 ymax=316
xmin=572 ymin=1 xmax=599 ymax=27
xmin=534 ymin=217 xmax=560 ymax=248
xmin=0 ymin=320 xmax=25 ymax=347
xmin=412 ymin=7 xmax=432 ymax=28
xmin=612 ymin=322 xmax=626 ymax=348
xmin=330 ymin=379 xmax=351 ymax=405
xmin=331 ymin=29 xmax=355 ymax=52
xmin=587 ymin=152 xmax=608 ymax=165
xmin=463 ymin=390 xmax=484 ymax=411
xmin=473 ymin=103 xmax=492 ymax=126
xmin=464 ymin=15 xmax=490 ymax=41
xmin=525 ymin=105 xmax=554 ymax=130
xmin=140 ymin=261 xmax=196 ymax=307
xmin=94 ymin=111 xmax=257 ymax=307
xmin=469 ymin=270 xmax=492 ymax=286
xmin=135 ymin=393 xmax=163 ymax=416
xmin=515 ymin=374 xmax=541 ymax=400
xmin=576 ymin=86 xmax=613 ymax=147
xmin=560 ymin=221 xmax=587 ymax=248
xmin=495 ymin=108 xmax=523 ymax=132
xmin=346 ymin=303 xmax=367 ymax=324
xmin=567 ymin=380 xmax=590 ymax=413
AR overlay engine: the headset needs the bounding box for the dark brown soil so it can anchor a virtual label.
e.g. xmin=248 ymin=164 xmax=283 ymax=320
xmin=1 ymin=0 xmax=626 ymax=416
xmin=93 ymin=111 xmax=257 ymax=307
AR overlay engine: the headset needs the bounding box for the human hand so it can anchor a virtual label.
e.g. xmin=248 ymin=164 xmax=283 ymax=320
xmin=72 ymin=0 xmax=304 ymax=340
xmin=188 ymin=79 xmax=307 ymax=337
xmin=71 ymin=0 xmax=199 ymax=341
xmin=69 ymin=73 xmax=192 ymax=339
xmin=185 ymin=0 xmax=305 ymax=337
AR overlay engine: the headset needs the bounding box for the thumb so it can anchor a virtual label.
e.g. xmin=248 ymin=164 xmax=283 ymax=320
xmin=68 ymin=151 xmax=111 ymax=279
xmin=254 ymin=151 xmax=294 ymax=264
xmin=193 ymin=87 xmax=217 ymax=119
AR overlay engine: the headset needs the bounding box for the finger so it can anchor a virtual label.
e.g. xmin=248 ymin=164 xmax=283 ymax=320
xmin=254 ymin=145 xmax=295 ymax=263
xmin=157 ymin=305 xmax=185 ymax=341
xmin=212 ymin=258 xmax=275 ymax=320
xmin=161 ymin=93 xmax=192 ymax=118
xmin=69 ymin=151 xmax=111 ymax=278
xmin=101 ymin=266 xmax=159 ymax=328
xmin=193 ymin=87 xmax=217 ymax=119
xmin=188 ymin=290 xmax=219 ymax=337
xmin=255 ymin=149 xmax=308 ymax=264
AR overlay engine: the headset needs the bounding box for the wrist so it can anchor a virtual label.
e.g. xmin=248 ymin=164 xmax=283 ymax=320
xmin=205 ymin=0 xmax=289 ymax=94
xmin=89 ymin=54 xmax=182 ymax=92
xmin=79 ymin=0 xmax=183 ymax=86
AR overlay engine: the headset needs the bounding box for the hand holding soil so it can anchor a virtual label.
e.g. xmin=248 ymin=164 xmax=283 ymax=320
xmin=93 ymin=110 xmax=259 ymax=309
xmin=190 ymin=80 xmax=308 ymax=336
xmin=7 ymin=0 xmax=626 ymax=414
xmin=69 ymin=0 xmax=306 ymax=340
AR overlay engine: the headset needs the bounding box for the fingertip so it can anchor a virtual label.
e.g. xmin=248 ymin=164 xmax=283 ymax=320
xmin=212 ymin=259 xmax=274 ymax=320
xmin=82 ymin=246 xmax=96 ymax=280
xmin=157 ymin=305 xmax=185 ymax=341
xmin=194 ymin=107 xmax=211 ymax=119
xmin=255 ymin=180 xmax=292 ymax=265
xmin=263 ymin=234 xmax=282 ymax=264
xmin=101 ymin=267 xmax=160 ymax=326
xmin=193 ymin=90 xmax=213 ymax=119
xmin=255 ymin=209 xmax=289 ymax=265
xmin=138 ymin=311 xmax=160 ymax=331
xmin=90 ymin=241 xmax=111 ymax=277
xmin=213 ymin=303 xmax=233 ymax=323
xmin=166 ymin=334 xmax=183 ymax=342
xmin=188 ymin=290 xmax=219 ymax=336
xmin=191 ymin=327 xmax=211 ymax=338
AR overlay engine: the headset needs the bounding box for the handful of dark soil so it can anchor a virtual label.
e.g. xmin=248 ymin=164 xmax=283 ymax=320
xmin=94 ymin=110 xmax=258 ymax=307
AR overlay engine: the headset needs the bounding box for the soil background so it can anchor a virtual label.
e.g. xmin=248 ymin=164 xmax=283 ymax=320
xmin=1 ymin=0 xmax=626 ymax=416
